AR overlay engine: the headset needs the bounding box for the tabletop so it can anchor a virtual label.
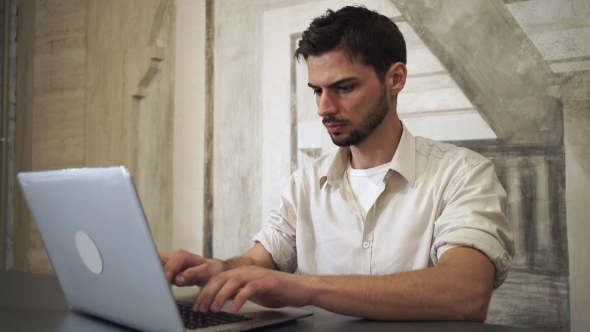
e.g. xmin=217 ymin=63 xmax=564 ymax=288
xmin=0 ymin=269 xmax=548 ymax=332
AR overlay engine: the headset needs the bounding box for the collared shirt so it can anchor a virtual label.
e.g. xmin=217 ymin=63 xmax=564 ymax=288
xmin=253 ymin=124 xmax=515 ymax=288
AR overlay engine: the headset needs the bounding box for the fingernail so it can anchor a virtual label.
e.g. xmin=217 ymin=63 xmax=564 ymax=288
xmin=211 ymin=301 xmax=219 ymax=312
xmin=174 ymin=275 xmax=186 ymax=286
xmin=193 ymin=303 xmax=199 ymax=312
xmin=199 ymin=302 xmax=207 ymax=312
xmin=229 ymin=303 xmax=238 ymax=313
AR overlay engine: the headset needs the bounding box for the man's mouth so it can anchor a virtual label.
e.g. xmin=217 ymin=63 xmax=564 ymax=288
xmin=324 ymin=123 xmax=346 ymax=134
xmin=322 ymin=117 xmax=349 ymax=134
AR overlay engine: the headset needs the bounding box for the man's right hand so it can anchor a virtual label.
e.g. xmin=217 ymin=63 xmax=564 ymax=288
xmin=160 ymin=250 xmax=225 ymax=287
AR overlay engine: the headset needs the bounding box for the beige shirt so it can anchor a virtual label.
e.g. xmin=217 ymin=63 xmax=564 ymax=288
xmin=253 ymin=124 xmax=515 ymax=288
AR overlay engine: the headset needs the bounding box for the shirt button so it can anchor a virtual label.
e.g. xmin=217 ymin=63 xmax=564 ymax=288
xmin=362 ymin=241 xmax=371 ymax=249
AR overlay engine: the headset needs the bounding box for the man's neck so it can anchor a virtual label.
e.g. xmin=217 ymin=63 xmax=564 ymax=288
xmin=349 ymin=118 xmax=403 ymax=170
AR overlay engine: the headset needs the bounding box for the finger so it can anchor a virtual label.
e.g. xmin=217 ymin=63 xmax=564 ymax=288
xmin=163 ymin=253 xmax=185 ymax=283
xmin=159 ymin=251 xmax=173 ymax=265
xmin=195 ymin=272 xmax=235 ymax=313
xmin=195 ymin=276 xmax=225 ymax=313
xmin=162 ymin=252 xmax=183 ymax=283
xmin=229 ymin=282 xmax=260 ymax=313
xmin=174 ymin=264 xmax=211 ymax=287
xmin=163 ymin=250 xmax=206 ymax=283
xmin=209 ymin=277 xmax=245 ymax=313
xmin=164 ymin=251 xmax=195 ymax=281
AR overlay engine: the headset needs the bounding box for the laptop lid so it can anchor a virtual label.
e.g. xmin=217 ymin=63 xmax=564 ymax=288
xmin=17 ymin=166 xmax=312 ymax=332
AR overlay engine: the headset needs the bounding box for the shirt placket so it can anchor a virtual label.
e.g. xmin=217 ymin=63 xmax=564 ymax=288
xmin=338 ymin=177 xmax=374 ymax=275
xmin=362 ymin=178 xmax=388 ymax=275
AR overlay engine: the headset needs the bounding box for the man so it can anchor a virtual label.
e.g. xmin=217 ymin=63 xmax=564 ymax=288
xmin=161 ymin=6 xmax=514 ymax=322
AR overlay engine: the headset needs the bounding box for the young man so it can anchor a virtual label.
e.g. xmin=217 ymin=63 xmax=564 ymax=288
xmin=161 ymin=6 xmax=514 ymax=322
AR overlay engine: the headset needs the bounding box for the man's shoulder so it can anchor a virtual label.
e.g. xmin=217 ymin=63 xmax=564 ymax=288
xmin=413 ymin=136 xmax=489 ymax=168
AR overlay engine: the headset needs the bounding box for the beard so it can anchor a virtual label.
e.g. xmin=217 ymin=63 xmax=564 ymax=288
xmin=323 ymin=85 xmax=389 ymax=147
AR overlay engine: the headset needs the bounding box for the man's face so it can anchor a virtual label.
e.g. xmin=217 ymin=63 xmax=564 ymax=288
xmin=307 ymin=50 xmax=390 ymax=147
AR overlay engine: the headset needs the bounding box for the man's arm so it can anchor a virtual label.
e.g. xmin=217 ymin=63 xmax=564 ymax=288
xmin=307 ymin=246 xmax=494 ymax=321
xmin=195 ymin=246 xmax=495 ymax=322
xmin=160 ymin=243 xmax=278 ymax=287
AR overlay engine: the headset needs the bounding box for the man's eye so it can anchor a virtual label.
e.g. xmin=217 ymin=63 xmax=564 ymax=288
xmin=339 ymin=86 xmax=352 ymax=92
xmin=313 ymin=89 xmax=322 ymax=95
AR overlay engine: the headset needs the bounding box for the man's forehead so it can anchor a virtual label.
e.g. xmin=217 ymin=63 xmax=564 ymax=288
xmin=306 ymin=50 xmax=376 ymax=85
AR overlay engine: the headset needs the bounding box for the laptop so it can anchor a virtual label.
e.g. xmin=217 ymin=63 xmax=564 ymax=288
xmin=17 ymin=166 xmax=313 ymax=332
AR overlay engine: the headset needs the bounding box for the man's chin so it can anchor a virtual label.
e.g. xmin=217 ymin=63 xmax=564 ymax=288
xmin=330 ymin=131 xmax=369 ymax=147
xmin=330 ymin=134 xmax=352 ymax=147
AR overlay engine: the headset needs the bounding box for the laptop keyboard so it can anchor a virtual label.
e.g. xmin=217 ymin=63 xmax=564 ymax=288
xmin=177 ymin=303 xmax=253 ymax=330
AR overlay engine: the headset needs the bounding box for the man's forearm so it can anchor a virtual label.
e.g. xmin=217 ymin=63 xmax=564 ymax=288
xmin=304 ymin=247 xmax=495 ymax=322
xmin=194 ymin=247 xmax=494 ymax=321
xmin=222 ymin=257 xmax=255 ymax=270
xmin=221 ymin=242 xmax=279 ymax=272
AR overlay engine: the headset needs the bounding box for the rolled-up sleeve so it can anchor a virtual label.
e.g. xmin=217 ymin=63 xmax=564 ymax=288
xmin=252 ymin=226 xmax=297 ymax=272
xmin=431 ymin=160 xmax=515 ymax=289
xmin=252 ymin=173 xmax=300 ymax=273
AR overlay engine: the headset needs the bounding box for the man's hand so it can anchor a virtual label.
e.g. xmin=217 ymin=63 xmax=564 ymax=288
xmin=160 ymin=250 xmax=224 ymax=287
xmin=160 ymin=243 xmax=279 ymax=289
xmin=194 ymin=266 xmax=313 ymax=314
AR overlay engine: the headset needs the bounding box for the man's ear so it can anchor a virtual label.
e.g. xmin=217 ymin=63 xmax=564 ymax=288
xmin=386 ymin=62 xmax=407 ymax=97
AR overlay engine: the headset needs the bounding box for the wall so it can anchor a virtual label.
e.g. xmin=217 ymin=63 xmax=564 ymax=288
xmin=1 ymin=0 xmax=18 ymax=270
xmin=173 ymin=0 xmax=206 ymax=254
xmin=388 ymin=1 xmax=573 ymax=329
xmin=212 ymin=0 xmax=265 ymax=259
xmin=564 ymin=96 xmax=590 ymax=332
xmin=8 ymin=0 xmax=589 ymax=330
xmin=211 ymin=0 xmax=318 ymax=259
xmin=212 ymin=0 xmax=589 ymax=330
xmin=12 ymin=0 xmax=179 ymax=273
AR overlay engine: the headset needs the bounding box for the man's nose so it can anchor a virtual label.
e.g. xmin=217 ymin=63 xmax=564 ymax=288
xmin=317 ymin=92 xmax=337 ymax=118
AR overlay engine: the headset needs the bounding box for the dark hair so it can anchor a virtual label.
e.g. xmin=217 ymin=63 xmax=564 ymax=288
xmin=294 ymin=5 xmax=406 ymax=81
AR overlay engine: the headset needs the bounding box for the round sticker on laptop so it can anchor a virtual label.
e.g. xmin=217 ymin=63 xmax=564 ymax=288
xmin=75 ymin=231 xmax=103 ymax=274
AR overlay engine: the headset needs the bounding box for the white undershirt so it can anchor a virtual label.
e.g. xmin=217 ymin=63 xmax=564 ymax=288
xmin=346 ymin=161 xmax=390 ymax=215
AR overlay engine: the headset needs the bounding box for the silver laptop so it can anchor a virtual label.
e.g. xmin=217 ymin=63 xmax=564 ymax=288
xmin=17 ymin=166 xmax=312 ymax=332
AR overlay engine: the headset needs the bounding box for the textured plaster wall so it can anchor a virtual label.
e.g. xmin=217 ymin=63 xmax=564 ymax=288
xmin=391 ymin=0 xmax=562 ymax=147
xmin=21 ymin=0 xmax=89 ymax=274
xmin=212 ymin=0 xmax=317 ymax=259
xmin=212 ymin=0 xmax=263 ymax=259
xmin=211 ymin=0 xmax=589 ymax=330
xmin=564 ymin=99 xmax=590 ymax=332
xmin=8 ymin=0 xmax=589 ymax=330
xmin=12 ymin=0 xmax=177 ymax=272
xmin=172 ymin=0 xmax=206 ymax=254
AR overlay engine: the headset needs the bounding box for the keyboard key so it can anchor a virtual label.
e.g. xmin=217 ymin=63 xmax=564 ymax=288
xmin=177 ymin=303 xmax=252 ymax=330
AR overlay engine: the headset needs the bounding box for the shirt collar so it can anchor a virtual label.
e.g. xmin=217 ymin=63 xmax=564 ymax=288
xmin=390 ymin=122 xmax=416 ymax=187
xmin=320 ymin=121 xmax=416 ymax=189
xmin=321 ymin=146 xmax=350 ymax=189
